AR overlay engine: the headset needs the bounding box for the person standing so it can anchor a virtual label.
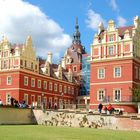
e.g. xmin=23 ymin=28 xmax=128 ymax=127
xmin=98 ymin=103 xmax=103 ymax=114
xmin=0 ymin=99 xmax=3 ymax=106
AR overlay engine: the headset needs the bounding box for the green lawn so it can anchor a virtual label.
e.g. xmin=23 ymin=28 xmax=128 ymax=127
xmin=0 ymin=125 xmax=140 ymax=140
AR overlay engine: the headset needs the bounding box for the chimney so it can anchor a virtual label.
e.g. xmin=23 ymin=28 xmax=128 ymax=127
xmin=47 ymin=52 xmax=53 ymax=64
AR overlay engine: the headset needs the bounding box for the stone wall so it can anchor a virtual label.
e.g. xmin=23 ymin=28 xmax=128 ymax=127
xmin=0 ymin=107 xmax=37 ymax=124
xmin=33 ymin=110 xmax=140 ymax=131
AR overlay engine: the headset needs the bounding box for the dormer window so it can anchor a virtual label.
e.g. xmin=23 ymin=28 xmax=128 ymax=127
xmin=46 ymin=67 xmax=48 ymax=74
xmin=109 ymin=35 xmax=114 ymax=42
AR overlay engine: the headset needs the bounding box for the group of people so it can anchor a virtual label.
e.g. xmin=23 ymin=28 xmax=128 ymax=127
xmin=10 ymin=97 xmax=28 ymax=108
xmin=98 ymin=103 xmax=115 ymax=114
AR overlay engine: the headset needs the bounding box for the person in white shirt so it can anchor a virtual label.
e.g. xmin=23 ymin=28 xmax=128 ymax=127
xmin=0 ymin=99 xmax=3 ymax=106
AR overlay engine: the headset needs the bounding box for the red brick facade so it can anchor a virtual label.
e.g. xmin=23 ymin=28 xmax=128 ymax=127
xmin=90 ymin=17 xmax=140 ymax=113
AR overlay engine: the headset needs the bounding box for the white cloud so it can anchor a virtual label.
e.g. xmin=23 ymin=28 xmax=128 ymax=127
xmin=86 ymin=9 xmax=106 ymax=31
xmin=117 ymin=16 xmax=127 ymax=27
xmin=0 ymin=0 xmax=72 ymax=60
xmin=109 ymin=0 xmax=118 ymax=11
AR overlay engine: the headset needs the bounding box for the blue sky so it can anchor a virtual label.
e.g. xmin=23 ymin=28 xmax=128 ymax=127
xmin=26 ymin=0 xmax=140 ymax=54
xmin=0 ymin=0 xmax=140 ymax=61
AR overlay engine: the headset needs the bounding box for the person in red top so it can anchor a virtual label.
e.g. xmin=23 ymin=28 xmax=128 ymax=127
xmin=107 ymin=104 xmax=114 ymax=114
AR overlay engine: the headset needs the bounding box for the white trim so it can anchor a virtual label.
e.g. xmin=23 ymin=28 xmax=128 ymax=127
xmin=113 ymin=88 xmax=121 ymax=102
xmin=97 ymin=89 xmax=105 ymax=101
xmin=98 ymin=68 xmax=105 ymax=79
xmin=0 ymin=87 xmax=74 ymax=98
xmin=24 ymin=93 xmax=28 ymax=104
xmin=114 ymin=66 xmax=121 ymax=78
xmin=90 ymin=80 xmax=133 ymax=85
xmin=37 ymin=80 xmax=41 ymax=88
xmin=24 ymin=76 xmax=28 ymax=86
xmin=31 ymin=78 xmax=35 ymax=87
xmin=7 ymin=76 xmax=12 ymax=85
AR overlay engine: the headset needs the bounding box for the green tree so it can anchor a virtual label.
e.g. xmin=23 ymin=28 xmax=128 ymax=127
xmin=130 ymin=85 xmax=140 ymax=102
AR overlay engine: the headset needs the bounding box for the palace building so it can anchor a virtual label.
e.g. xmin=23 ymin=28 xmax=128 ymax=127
xmin=90 ymin=16 xmax=140 ymax=112
xmin=0 ymin=18 xmax=88 ymax=109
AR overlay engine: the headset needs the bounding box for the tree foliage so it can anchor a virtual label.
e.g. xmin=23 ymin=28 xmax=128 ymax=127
xmin=130 ymin=85 xmax=140 ymax=102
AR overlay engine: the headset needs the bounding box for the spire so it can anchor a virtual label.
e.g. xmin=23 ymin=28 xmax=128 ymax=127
xmin=72 ymin=17 xmax=81 ymax=45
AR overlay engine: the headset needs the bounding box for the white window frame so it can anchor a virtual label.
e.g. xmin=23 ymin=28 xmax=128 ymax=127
xmin=54 ymin=83 xmax=58 ymax=92
xmin=24 ymin=76 xmax=28 ymax=86
xmin=113 ymin=89 xmax=121 ymax=102
xmin=7 ymin=76 xmax=12 ymax=85
xmin=68 ymin=86 xmax=70 ymax=94
xmin=3 ymin=60 xmax=7 ymax=69
xmin=43 ymin=81 xmax=47 ymax=89
xmin=73 ymin=66 xmax=77 ymax=72
xmin=59 ymin=85 xmax=62 ymax=93
xmin=97 ymin=90 xmax=105 ymax=101
xmin=38 ymin=80 xmax=41 ymax=88
xmin=49 ymin=82 xmax=53 ymax=91
xmin=98 ymin=68 xmax=105 ymax=79
xmin=64 ymin=86 xmax=67 ymax=94
xmin=72 ymin=87 xmax=74 ymax=95
xmin=109 ymin=35 xmax=114 ymax=42
xmin=31 ymin=78 xmax=35 ymax=87
xmin=24 ymin=93 xmax=28 ymax=104
xmin=108 ymin=46 xmax=114 ymax=55
xmin=37 ymin=96 xmax=41 ymax=107
xmin=6 ymin=93 xmax=11 ymax=105
xmin=114 ymin=67 xmax=121 ymax=78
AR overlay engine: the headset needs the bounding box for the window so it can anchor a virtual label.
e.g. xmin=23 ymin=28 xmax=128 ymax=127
xmin=108 ymin=46 xmax=114 ymax=55
xmin=114 ymin=67 xmax=121 ymax=77
xmin=24 ymin=76 xmax=28 ymax=86
xmin=25 ymin=60 xmax=27 ymax=67
xmin=38 ymin=80 xmax=41 ymax=88
xmin=37 ymin=96 xmax=41 ymax=107
xmin=54 ymin=84 xmax=58 ymax=92
xmin=114 ymin=89 xmax=121 ymax=101
xmin=31 ymin=78 xmax=35 ymax=87
xmin=59 ymin=85 xmax=62 ymax=92
xmin=4 ymin=51 xmax=7 ymax=57
xmin=24 ymin=94 xmax=28 ymax=104
xmin=98 ymin=68 xmax=105 ymax=79
xmin=6 ymin=93 xmax=11 ymax=105
xmin=68 ymin=87 xmax=70 ymax=94
xmin=31 ymin=62 xmax=33 ymax=69
xmin=3 ymin=60 xmax=7 ymax=69
xmin=98 ymin=90 xmax=105 ymax=101
xmin=43 ymin=81 xmax=47 ymax=89
xmin=135 ymin=66 xmax=138 ymax=79
xmin=64 ymin=86 xmax=67 ymax=94
xmin=109 ymin=35 xmax=114 ymax=42
xmin=72 ymin=87 xmax=74 ymax=95
xmin=46 ymin=67 xmax=49 ymax=74
xmin=7 ymin=76 xmax=12 ymax=85
xmin=73 ymin=66 xmax=77 ymax=72
xmin=49 ymin=82 xmax=53 ymax=91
